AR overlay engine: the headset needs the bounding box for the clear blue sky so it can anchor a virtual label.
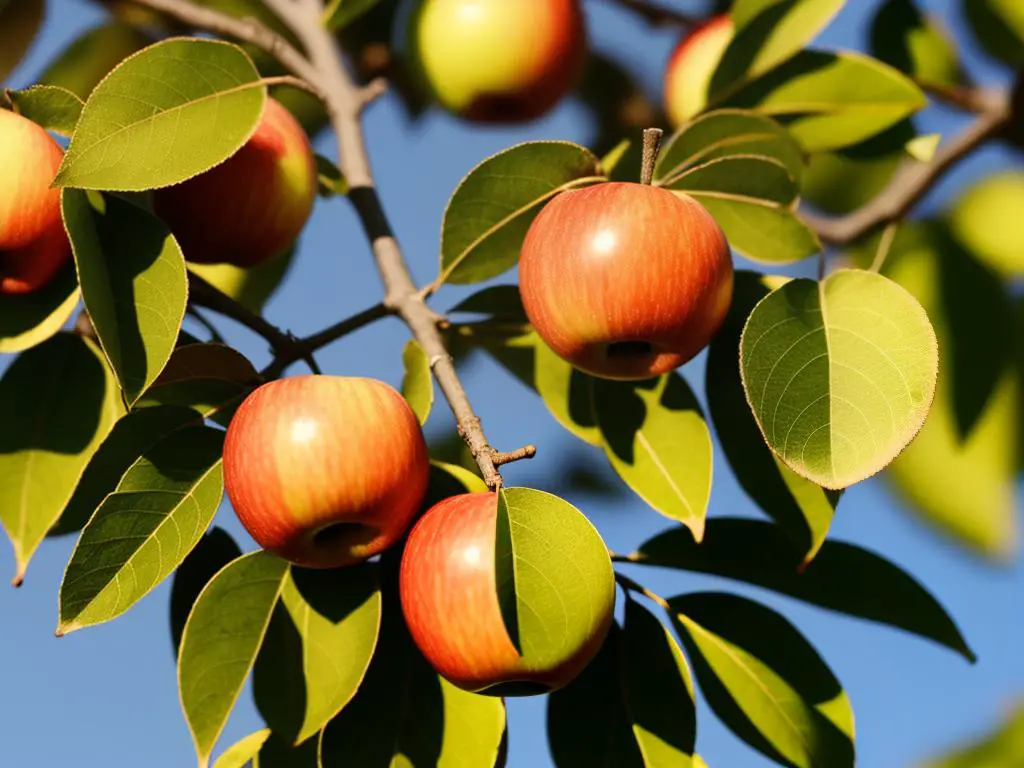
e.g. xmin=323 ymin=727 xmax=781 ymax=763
xmin=2 ymin=1 xmax=1022 ymax=766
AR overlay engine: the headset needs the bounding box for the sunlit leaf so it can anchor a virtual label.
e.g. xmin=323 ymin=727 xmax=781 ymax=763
xmin=871 ymin=0 xmax=963 ymax=88
xmin=0 ymin=266 xmax=79 ymax=354
xmin=4 ymin=85 xmax=83 ymax=135
xmin=948 ymin=172 xmax=1024 ymax=277
xmin=187 ymin=249 xmax=295 ymax=314
xmin=213 ymin=729 xmax=270 ymax=768
xmin=401 ymin=339 xmax=433 ymax=425
xmin=924 ymin=701 xmax=1024 ymax=767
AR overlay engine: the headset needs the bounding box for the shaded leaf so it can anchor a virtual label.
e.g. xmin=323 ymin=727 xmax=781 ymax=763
xmin=870 ymin=0 xmax=963 ymax=89
xmin=315 ymin=154 xmax=348 ymax=197
xmin=63 ymin=190 xmax=188 ymax=405
xmin=425 ymin=460 xmax=488 ymax=508
xmin=0 ymin=266 xmax=79 ymax=354
xmin=4 ymin=85 xmax=83 ymax=135
xmin=170 ymin=527 xmax=242 ymax=655
xmin=323 ymin=0 xmax=383 ymax=31
xmin=55 ymin=38 xmax=265 ymax=191
xmin=448 ymin=284 xmax=528 ymax=323
xmin=632 ymin=517 xmax=974 ymax=661
xmin=214 ymin=729 xmax=270 ymax=768
xmin=0 ymin=0 xmax=43 ymax=83
xmin=401 ymin=339 xmax=433 ymax=425
xmin=136 ymin=343 xmax=261 ymax=417
xmin=187 ymin=249 xmax=295 ymax=314
xmin=38 ymin=21 xmax=154 ymax=99
xmin=963 ymin=0 xmax=1024 ymax=66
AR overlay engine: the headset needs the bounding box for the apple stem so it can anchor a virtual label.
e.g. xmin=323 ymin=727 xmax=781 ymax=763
xmin=639 ymin=127 xmax=663 ymax=186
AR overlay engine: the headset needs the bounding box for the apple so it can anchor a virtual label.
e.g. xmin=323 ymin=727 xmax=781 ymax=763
xmin=153 ymin=98 xmax=317 ymax=268
xmin=0 ymin=109 xmax=72 ymax=295
xmin=663 ymin=14 xmax=734 ymax=127
xmin=518 ymin=181 xmax=733 ymax=380
xmin=399 ymin=492 xmax=614 ymax=696
xmin=223 ymin=375 xmax=430 ymax=568
xmin=408 ymin=0 xmax=586 ymax=123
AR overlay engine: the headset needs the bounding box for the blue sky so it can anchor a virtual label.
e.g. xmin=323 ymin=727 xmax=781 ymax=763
xmin=2 ymin=0 xmax=1023 ymax=766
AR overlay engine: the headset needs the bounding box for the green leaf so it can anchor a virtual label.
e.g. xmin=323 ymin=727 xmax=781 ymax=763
xmin=0 ymin=0 xmax=43 ymax=83
xmin=948 ymin=172 xmax=1024 ymax=277
xmin=622 ymin=599 xmax=697 ymax=766
xmin=256 ymin=734 xmax=318 ymax=767
xmin=315 ymin=154 xmax=348 ymax=197
xmin=254 ymin=565 xmax=381 ymax=745
xmin=62 ymin=190 xmax=188 ymax=405
xmin=599 ymin=139 xmax=633 ymax=178
xmin=493 ymin=488 xmax=615 ymax=674
xmin=4 ymin=85 xmax=83 ymax=135
xmin=707 ymin=272 xmax=839 ymax=562
xmin=870 ymin=0 xmax=963 ymax=89
xmin=963 ymin=0 xmax=1024 ymax=66
xmin=135 ymin=343 xmax=261 ymax=417
xmin=214 ymin=729 xmax=271 ymax=768
xmin=713 ymin=0 xmax=845 ymax=97
xmin=179 ymin=551 xmax=289 ymax=768
xmin=52 ymin=404 xmax=200 ymax=536
xmin=655 ymin=110 xmax=805 ymax=186
xmin=0 ymin=266 xmax=79 ymax=354
xmin=170 ymin=527 xmax=242 ymax=655
xmin=57 ymin=425 xmax=225 ymax=633
xmin=448 ymin=284 xmax=528 ymax=323
xmin=319 ymin=585 xmax=506 ymax=767
xmin=632 ymin=517 xmax=975 ymax=661
xmin=728 ymin=50 xmax=927 ymax=151
xmin=425 ymin=460 xmax=488 ymax=508
xmin=187 ymin=249 xmax=295 ymax=314
xmin=924 ymin=701 xmax=1024 ymax=767
xmin=401 ymin=339 xmax=433 ymax=426
xmin=38 ymin=22 xmax=155 ymax=99
xmin=593 ymin=374 xmax=712 ymax=541
xmin=438 ymin=141 xmax=604 ymax=285
xmin=740 ymin=268 xmax=938 ymax=489
xmin=322 ymin=0 xmax=383 ymax=31
xmin=664 ymin=156 xmax=820 ymax=264
xmin=0 ymin=333 xmax=122 ymax=584
xmin=55 ymin=38 xmax=265 ymax=191
xmin=670 ymin=592 xmax=855 ymax=768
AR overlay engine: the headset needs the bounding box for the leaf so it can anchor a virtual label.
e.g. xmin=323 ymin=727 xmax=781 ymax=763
xmin=712 ymin=0 xmax=845 ymax=97
xmin=448 ymin=284 xmax=529 ymax=323
xmin=924 ymin=701 xmax=1024 ymax=767
xmin=632 ymin=517 xmax=975 ymax=661
xmin=62 ymin=190 xmax=188 ymax=405
xmin=254 ymin=565 xmax=381 ymax=745
xmin=664 ymin=156 xmax=820 ymax=264
xmin=670 ymin=592 xmax=855 ymax=768
xmin=135 ymin=343 xmax=261 ymax=417
xmin=622 ymin=599 xmax=697 ymax=766
xmin=600 ymin=139 xmax=633 ymax=178
xmin=55 ymin=38 xmax=265 ymax=191
xmin=213 ymin=729 xmax=271 ymax=768
xmin=728 ymin=50 xmax=927 ymax=151
xmin=948 ymin=172 xmax=1024 ymax=277
xmin=963 ymin=0 xmax=1024 ymax=66
xmin=593 ymin=374 xmax=712 ymax=541
xmin=170 ymin=527 xmax=242 ymax=655
xmin=256 ymin=734 xmax=318 ymax=767
xmin=187 ymin=248 xmax=295 ymax=314
xmin=179 ymin=551 xmax=289 ymax=768
xmin=38 ymin=21 xmax=155 ymax=99
xmin=438 ymin=141 xmax=604 ymax=285
xmin=0 ymin=266 xmax=79 ymax=354
xmin=315 ymin=154 xmax=348 ymax=197
xmin=401 ymin=339 xmax=433 ymax=425
xmin=0 ymin=0 xmax=43 ymax=83
xmin=707 ymin=272 xmax=839 ymax=562
xmin=52 ymin=404 xmax=201 ymax=536
xmin=319 ymin=584 xmax=506 ymax=767
xmin=323 ymin=0 xmax=383 ymax=31
xmin=870 ymin=0 xmax=963 ymax=89
xmin=655 ymin=110 xmax=805 ymax=186
xmin=425 ymin=460 xmax=488 ymax=508
xmin=4 ymin=85 xmax=84 ymax=135
xmin=57 ymin=425 xmax=225 ymax=633
xmin=740 ymin=268 xmax=938 ymax=489
xmin=0 ymin=333 xmax=122 ymax=584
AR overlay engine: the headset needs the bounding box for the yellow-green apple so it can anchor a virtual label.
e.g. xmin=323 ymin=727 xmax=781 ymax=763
xmin=518 ymin=182 xmax=733 ymax=380
xmin=664 ymin=14 xmax=734 ymax=127
xmin=223 ymin=375 xmax=430 ymax=568
xmin=399 ymin=492 xmax=615 ymax=695
xmin=153 ymin=98 xmax=316 ymax=267
xmin=0 ymin=109 xmax=72 ymax=295
xmin=409 ymin=0 xmax=586 ymax=123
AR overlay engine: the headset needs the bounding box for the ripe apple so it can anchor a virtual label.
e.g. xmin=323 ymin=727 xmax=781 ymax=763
xmin=409 ymin=0 xmax=586 ymax=123
xmin=0 ymin=109 xmax=72 ymax=295
xmin=664 ymin=14 xmax=734 ymax=127
xmin=399 ymin=492 xmax=615 ymax=696
xmin=223 ymin=375 xmax=430 ymax=568
xmin=518 ymin=182 xmax=733 ymax=380
xmin=153 ymin=98 xmax=316 ymax=268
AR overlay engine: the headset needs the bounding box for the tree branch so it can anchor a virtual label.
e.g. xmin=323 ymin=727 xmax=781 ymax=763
xmin=803 ymin=95 xmax=1011 ymax=245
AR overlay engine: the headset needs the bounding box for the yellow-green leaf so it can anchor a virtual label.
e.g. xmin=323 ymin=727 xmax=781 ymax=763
xmin=214 ymin=729 xmax=270 ymax=768
xmin=401 ymin=339 xmax=433 ymax=426
xmin=0 ymin=266 xmax=79 ymax=354
xmin=187 ymin=248 xmax=295 ymax=314
xmin=948 ymin=172 xmax=1024 ymax=277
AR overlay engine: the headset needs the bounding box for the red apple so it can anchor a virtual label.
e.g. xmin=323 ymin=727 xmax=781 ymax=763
xmin=153 ymin=98 xmax=317 ymax=267
xmin=664 ymin=14 xmax=734 ymax=127
xmin=409 ymin=0 xmax=586 ymax=123
xmin=518 ymin=182 xmax=733 ymax=380
xmin=223 ymin=375 xmax=430 ymax=568
xmin=399 ymin=492 xmax=615 ymax=695
xmin=0 ymin=109 xmax=72 ymax=295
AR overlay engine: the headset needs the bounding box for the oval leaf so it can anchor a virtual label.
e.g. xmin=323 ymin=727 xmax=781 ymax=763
xmin=871 ymin=0 xmax=963 ymax=89
xmin=57 ymin=425 xmax=225 ymax=633
xmin=593 ymin=374 xmax=713 ymax=541
xmin=438 ymin=141 xmax=604 ymax=285
xmin=631 ymin=517 xmax=974 ymax=661
xmin=170 ymin=527 xmax=243 ymax=655
xmin=740 ymin=268 xmax=938 ymax=489
xmin=63 ymin=189 xmax=188 ymax=405
xmin=254 ymin=565 xmax=381 ymax=745
xmin=55 ymin=38 xmax=265 ymax=191
xmin=0 ymin=267 xmax=79 ymax=354
xmin=187 ymin=249 xmax=295 ymax=314
xmin=136 ymin=343 xmax=261 ymax=417
xmin=0 ymin=333 xmax=122 ymax=584
xmin=179 ymin=551 xmax=289 ymax=768
xmin=213 ymin=729 xmax=271 ymax=768
xmin=4 ymin=85 xmax=84 ymax=135
xmin=401 ymin=339 xmax=433 ymax=426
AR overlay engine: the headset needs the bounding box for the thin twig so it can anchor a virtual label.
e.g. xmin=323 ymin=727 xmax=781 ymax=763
xmin=607 ymin=0 xmax=703 ymax=28
xmin=614 ymin=571 xmax=673 ymax=611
